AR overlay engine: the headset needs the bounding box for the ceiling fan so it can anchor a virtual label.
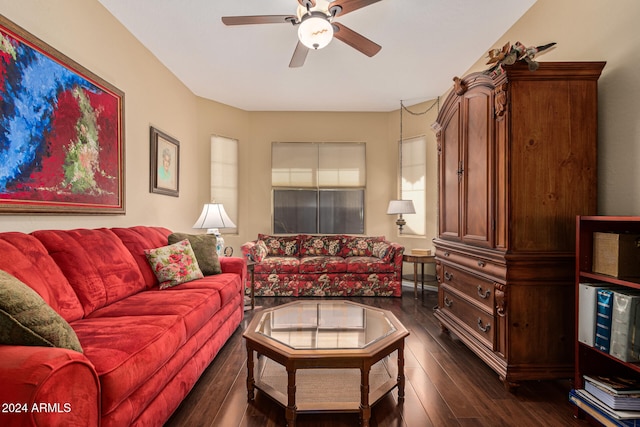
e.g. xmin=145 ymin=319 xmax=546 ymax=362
xmin=221 ymin=0 xmax=383 ymax=68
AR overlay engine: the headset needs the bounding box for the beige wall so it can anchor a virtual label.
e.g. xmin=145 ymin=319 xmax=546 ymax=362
xmin=1 ymin=0 xmax=640 ymax=257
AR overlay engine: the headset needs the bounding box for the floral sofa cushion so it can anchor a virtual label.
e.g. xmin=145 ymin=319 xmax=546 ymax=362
xmin=258 ymin=234 xmax=299 ymax=257
xmin=299 ymin=235 xmax=342 ymax=257
xmin=339 ymin=236 xmax=386 ymax=257
xmin=254 ymin=257 xmax=300 ymax=275
xmin=345 ymin=257 xmax=396 ymax=274
xmin=297 ymin=273 xmax=398 ymax=297
xmin=299 ymin=256 xmax=347 ymax=274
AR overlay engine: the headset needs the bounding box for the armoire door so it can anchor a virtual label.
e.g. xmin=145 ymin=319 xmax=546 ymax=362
xmin=437 ymin=102 xmax=462 ymax=241
xmin=460 ymin=86 xmax=494 ymax=248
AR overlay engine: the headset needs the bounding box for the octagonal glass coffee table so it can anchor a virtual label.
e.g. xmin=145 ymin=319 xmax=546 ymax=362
xmin=243 ymin=300 xmax=409 ymax=427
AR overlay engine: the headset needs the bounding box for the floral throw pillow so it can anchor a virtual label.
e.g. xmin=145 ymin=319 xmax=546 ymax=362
xmin=372 ymin=241 xmax=392 ymax=261
xmin=167 ymin=232 xmax=221 ymax=275
xmin=258 ymin=234 xmax=299 ymax=257
xmin=250 ymin=240 xmax=268 ymax=262
xmin=144 ymin=239 xmax=204 ymax=289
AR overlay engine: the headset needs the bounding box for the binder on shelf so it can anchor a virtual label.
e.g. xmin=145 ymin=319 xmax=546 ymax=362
xmin=596 ymin=289 xmax=616 ymax=353
xmin=580 ymin=283 xmax=611 ymax=346
xmin=609 ymin=291 xmax=640 ymax=362
xmin=610 ymin=291 xmax=640 ymax=362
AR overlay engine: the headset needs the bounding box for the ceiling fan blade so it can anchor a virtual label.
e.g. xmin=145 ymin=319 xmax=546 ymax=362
xmin=221 ymin=15 xmax=294 ymax=25
xmin=289 ymin=41 xmax=309 ymax=68
xmin=331 ymin=0 xmax=383 ymax=17
xmin=333 ymin=23 xmax=381 ymax=57
xmin=298 ymin=0 xmax=316 ymax=7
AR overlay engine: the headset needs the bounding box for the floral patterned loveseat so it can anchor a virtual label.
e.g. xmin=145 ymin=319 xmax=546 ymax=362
xmin=241 ymin=234 xmax=404 ymax=297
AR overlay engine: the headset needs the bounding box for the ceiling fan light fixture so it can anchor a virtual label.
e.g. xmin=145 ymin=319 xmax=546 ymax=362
xmin=298 ymin=12 xmax=333 ymax=50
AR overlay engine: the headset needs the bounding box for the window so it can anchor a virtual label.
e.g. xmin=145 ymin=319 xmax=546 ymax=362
xmin=400 ymin=136 xmax=426 ymax=236
xmin=211 ymin=135 xmax=238 ymax=232
xmin=272 ymin=142 xmax=365 ymax=234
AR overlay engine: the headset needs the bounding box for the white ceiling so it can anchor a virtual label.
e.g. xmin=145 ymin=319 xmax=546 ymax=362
xmin=97 ymin=0 xmax=536 ymax=112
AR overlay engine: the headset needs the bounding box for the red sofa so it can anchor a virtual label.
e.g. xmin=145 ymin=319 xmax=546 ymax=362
xmin=241 ymin=234 xmax=404 ymax=297
xmin=0 ymin=226 xmax=245 ymax=427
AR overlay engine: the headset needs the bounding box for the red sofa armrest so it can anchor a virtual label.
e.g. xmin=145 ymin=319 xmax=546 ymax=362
xmin=219 ymin=257 xmax=247 ymax=286
xmin=0 ymin=346 xmax=100 ymax=427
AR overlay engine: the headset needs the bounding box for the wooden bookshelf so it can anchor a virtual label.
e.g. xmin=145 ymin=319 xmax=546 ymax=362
xmin=575 ymin=216 xmax=640 ymax=423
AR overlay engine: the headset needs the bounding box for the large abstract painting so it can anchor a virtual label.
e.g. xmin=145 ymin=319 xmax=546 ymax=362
xmin=0 ymin=15 xmax=125 ymax=214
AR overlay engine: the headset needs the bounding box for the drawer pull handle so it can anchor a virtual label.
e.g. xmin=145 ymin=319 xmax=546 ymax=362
xmin=477 ymin=318 xmax=491 ymax=333
xmin=444 ymin=297 xmax=453 ymax=307
xmin=443 ymin=251 xmax=450 ymax=257
xmin=478 ymin=261 xmax=486 ymax=267
xmin=477 ymin=286 xmax=490 ymax=299
xmin=444 ymin=271 xmax=453 ymax=281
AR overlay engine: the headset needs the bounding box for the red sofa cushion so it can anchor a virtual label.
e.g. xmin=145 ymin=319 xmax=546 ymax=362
xmin=98 ymin=296 xmax=243 ymax=427
xmin=111 ymin=226 xmax=172 ymax=288
xmin=71 ymin=314 xmax=186 ymax=416
xmin=32 ymin=228 xmax=146 ymax=316
xmin=173 ymin=273 xmax=242 ymax=308
xmin=87 ymin=288 xmax=221 ymax=338
xmin=0 ymin=232 xmax=84 ymax=322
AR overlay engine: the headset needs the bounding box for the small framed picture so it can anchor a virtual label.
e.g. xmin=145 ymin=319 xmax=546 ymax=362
xmin=150 ymin=126 xmax=179 ymax=197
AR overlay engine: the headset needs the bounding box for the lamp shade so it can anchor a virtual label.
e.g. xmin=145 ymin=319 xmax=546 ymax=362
xmin=192 ymin=203 xmax=236 ymax=230
xmin=298 ymin=13 xmax=333 ymax=50
xmin=386 ymin=200 xmax=416 ymax=215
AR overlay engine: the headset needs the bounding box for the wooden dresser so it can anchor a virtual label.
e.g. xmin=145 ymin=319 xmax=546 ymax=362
xmin=432 ymin=61 xmax=605 ymax=390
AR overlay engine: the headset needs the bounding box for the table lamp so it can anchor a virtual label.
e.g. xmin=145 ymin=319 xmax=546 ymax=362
xmin=193 ymin=203 xmax=236 ymax=256
xmin=386 ymin=200 xmax=415 ymax=233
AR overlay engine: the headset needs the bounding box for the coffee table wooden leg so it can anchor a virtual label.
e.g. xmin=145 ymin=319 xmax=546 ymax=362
xmin=359 ymin=364 xmax=371 ymax=427
xmin=246 ymin=347 xmax=255 ymax=401
xmin=397 ymin=343 xmax=405 ymax=402
xmin=285 ymin=367 xmax=297 ymax=427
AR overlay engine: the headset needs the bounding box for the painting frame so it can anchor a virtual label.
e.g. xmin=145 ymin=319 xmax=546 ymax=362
xmin=0 ymin=14 xmax=125 ymax=214
xmin=149 ymin=126 xmax=180 ymax=197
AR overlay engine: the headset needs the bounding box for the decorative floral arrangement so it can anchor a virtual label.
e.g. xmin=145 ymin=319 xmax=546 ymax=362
xmin=485 ymin=41 xmax=556 ymax=76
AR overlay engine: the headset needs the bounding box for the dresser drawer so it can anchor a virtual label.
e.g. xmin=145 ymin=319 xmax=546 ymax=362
xmin=436 ymin=247 xmax=505 ymax=281
xmin=440 ymin=285 xmax=494 ymax=348
xmin=440 ymin=264 xmax=494 ymax=310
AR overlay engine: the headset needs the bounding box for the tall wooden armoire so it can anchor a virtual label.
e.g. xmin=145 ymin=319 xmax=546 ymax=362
xmin=432 ymin=61 xmax=605 ymax=390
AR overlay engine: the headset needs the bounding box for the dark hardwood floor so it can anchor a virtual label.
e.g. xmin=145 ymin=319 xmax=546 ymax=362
xmin=165 ymin=288 xmax=589 ymax=426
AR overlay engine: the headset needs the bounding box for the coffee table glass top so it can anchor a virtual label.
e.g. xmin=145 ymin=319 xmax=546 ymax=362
xmin=254 ymin=301 xmax=396 ymax=350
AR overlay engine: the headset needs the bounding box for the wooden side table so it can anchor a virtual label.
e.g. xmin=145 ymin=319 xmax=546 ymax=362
xmin=402 ymin=254 xmax=436 ymax=299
